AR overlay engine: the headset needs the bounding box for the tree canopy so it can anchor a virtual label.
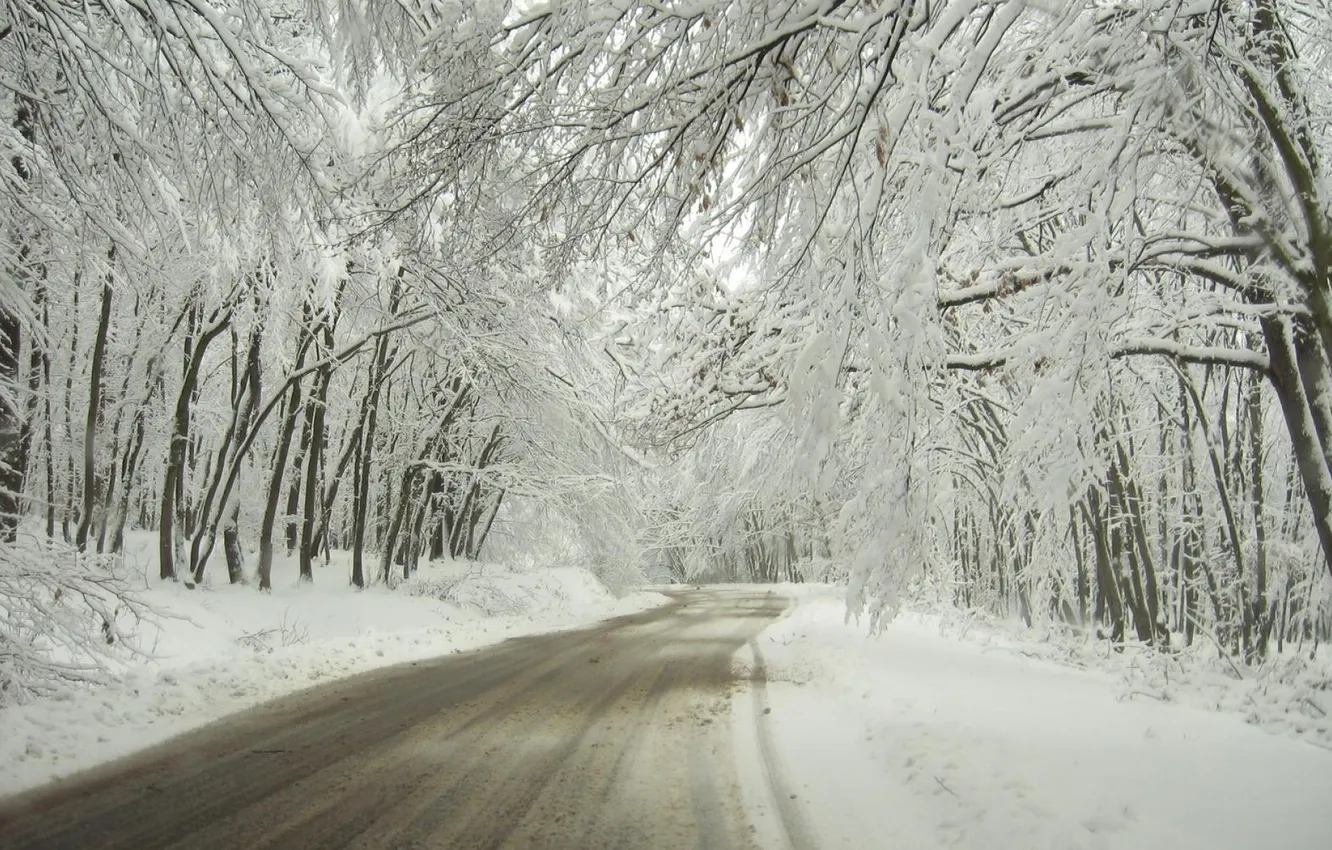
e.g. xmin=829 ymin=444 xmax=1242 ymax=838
xmin=2 ymin=0 xmax=1330 ymax=679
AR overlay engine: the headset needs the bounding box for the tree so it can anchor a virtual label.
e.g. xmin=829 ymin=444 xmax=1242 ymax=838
xmin=388 ymin=0 xmax=1330 ymax=642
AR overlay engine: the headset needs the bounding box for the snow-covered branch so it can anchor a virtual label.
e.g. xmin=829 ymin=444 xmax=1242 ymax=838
xmin=938 ymin=266 xmax=1072 ymax=309
xmin=0 ymin=537 xmax=156 ymax=706
xmin=1110 ymin=338 xmax=1270 ymax=374
xmin=945 ymin=339 xmax=1270 ymax=374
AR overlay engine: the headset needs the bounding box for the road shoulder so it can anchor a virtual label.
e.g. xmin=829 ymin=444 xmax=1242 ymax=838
xmin=735 ymin=589 xmax=1332 ymax=850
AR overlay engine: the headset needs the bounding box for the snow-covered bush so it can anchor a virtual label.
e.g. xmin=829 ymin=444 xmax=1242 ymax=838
xmin=796 ymin=557 xmax=849 ymax=585
xmin=234 ymin=610 xmax=309 ymax=653
xmin=402 ymin=565 xmax=567 ymax=617
xmin=401 ymin=571 xmax=472 ymax=604
xmin=0 ymin=536 xmax=154 ymax=706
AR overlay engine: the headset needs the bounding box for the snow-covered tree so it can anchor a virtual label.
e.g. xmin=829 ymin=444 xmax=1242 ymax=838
xmin=388 ymin=0 xmax=1331 ymax=648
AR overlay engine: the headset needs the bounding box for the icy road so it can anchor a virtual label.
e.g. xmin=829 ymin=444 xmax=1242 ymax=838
xmin=0 ymin=590 xmax=790 ymax=850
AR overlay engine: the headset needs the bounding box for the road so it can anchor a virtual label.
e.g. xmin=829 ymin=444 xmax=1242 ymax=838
xmin=0 ymin=589 xmax=790 ymax=850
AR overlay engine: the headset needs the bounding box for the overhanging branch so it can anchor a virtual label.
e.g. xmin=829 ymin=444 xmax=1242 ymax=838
xmin=938 ymin=266 xmax=1071 ymax=309
xmin=945 ymin=338 xmax=1270 ymax=375
xmin=1110 ymin=338 xmax=1270 ymax=374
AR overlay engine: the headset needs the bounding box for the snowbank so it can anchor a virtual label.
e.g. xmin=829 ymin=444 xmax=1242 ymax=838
xmin=0 ymin=561 xmax=667 ymax=797
xmin=737 ymin=592 xmax=1332 ymax=850
xmin=904 ymin=607 xmax=1332 ymax=748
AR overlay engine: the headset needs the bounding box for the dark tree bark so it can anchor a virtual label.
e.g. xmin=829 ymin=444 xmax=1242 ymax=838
xmin=257 ymin=342 xmax=311 ymax=591
xmin=404 ymin=475 xmax=430 ymax=578
xmin=177 ymin=300 xmax=204 ymax=541
xmin=75 ymin=274 xmax=114 ymax=551
xmin=59 ymin=280 xmax=79 ymax=542
xmin=350 ymin=404 xmax=385 ymax=586
xmin=96 ymin=291 xmax=151 ymax=552
xmin=1245 ymin=366 xmax=1273 ymax=655
xmin=1261 ymin=315 xmax=1332 ymax=587
xmin=1082 ymin=489 xmax=1126 ymax=645
xmin=350 ymin=274 xmax=402 ymax=587
xmin=451 ymin=424 xmax=503 ymax=558
xmin=0 ymin=95 xmax=37 ymax=541
xmin=0 ymin=302 xmax=23 ymax=542
xmin=194 ymin=316 xmax=263 ymax=584
xmin=222 ymin=522 xmax=246 ymax=584
xmin=428 ymin=473 xmax=447 ymax=560
xmin=310 ymin=421 xmax=362 ymax=559
xmin=284 ymin=436 xmax=305 ymax=556
xmin=351 ymin=432 xmax=366 ymax=588
xmin=298 ymin=332 xmax=333 ymax=582
xmin=159 ymin=307 xmax=231 ymax=580
xmin=107 ymin=404 xmax=148 ymax=555
xmin=380 ymin=465 xmax=417 ymax=585
xmin=470 ymin=488 xmax=505 ymax=560
xmin=38 ymin=282 xmax=55 ymax=541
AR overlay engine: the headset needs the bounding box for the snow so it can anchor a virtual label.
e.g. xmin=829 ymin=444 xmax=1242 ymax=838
xmin=737 ymin=588 xmax=1332 ymax=850
xmin=0 ymin=556 xmax=668 ymax=798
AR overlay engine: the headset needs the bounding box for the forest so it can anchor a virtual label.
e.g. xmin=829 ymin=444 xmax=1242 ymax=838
xmin=2 ymin=0 xmax=1331 ymax=704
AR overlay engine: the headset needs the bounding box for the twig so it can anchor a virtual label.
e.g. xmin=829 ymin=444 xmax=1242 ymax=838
xmin=1123 ymin=688 xmax=1168 ymax=702
xmin=1183 ymin=611 xmax=1246 ymax=681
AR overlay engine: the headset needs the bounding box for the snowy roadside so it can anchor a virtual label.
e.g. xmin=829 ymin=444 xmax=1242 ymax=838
xmin=736 ymin=588 xmax=1332 ymax=850
xmin=899 ymin=606 xmax=1332 ymax=749
xmin=0 ymin=563 xmax=668 ymax=797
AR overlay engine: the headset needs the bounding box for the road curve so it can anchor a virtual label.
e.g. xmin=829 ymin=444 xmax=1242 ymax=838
xmin=0 ymin=589 xmax=788 ymax=850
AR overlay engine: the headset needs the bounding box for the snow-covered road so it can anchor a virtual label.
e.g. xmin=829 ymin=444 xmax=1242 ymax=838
xmin=0 ymin=562 xmax=669 ymax=797
xmin=5 ymin=583 xmax=1328 ymax=850
xmin=0 ymin=590 xmax=788 ymax=850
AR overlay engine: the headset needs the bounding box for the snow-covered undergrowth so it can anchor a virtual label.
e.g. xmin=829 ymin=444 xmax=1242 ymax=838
xmin=0 ymin=536 xmax=154 ymax=706
xmin=873 ymin=571 xmax=1331 ymax=748
xmin=402 ymin=564 xmax=626 ymax=617
xmin=739 ymin=588 xmax=1332 ymax=850
xmin=0 ymin=552 xmax=667 ymax=797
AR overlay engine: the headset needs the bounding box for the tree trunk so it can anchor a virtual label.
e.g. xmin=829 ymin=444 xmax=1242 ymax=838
xmin=1262 ymin=315 xmax=1332 ymax=584
xmin=1083 ymin=491 xmax=1125 ymax=644
xmin=351 ymin=370 xmax=389 ymax=588
xmin=159 ymin=309 xmax=230 ymax=581
xmin=311 ymin=420 xmax=361 ymax=559
xmin=258 ymin=374 xmax=307 ymax=591
xmin=223 ymin=513 xmax=246 ymax=585
xmin=381 ymin=466 xmax=417 ymax=585
xmin=192 ymin=319 xmax=263 ymax=584
xmin=351 ymin=433 xmax=367 ymax=589
xmin=39 ymin=284 xmax=55 ymax=540
xmin=284 ymin=446 xmax=304 ymax=556
xmin=1115 ymin=441 xmax=1166 ymax=644
xmin=76 ymin=276 xmax=113 ymax=551
xmin=107 ymin=405 xmax=148 ymax=554
xmin=0 ymin=300 xmax=24 ymax=541
xmin=450 ymin=424 xmax=502 ymax=558
xmin=350 ymin=275 xmax=401 ymax=586
xmin=404 ymin=482 xmax=430 ymax=578
xmin=298 ymin=355 xmax=331 ymax=582
xmin=0 ymin=95 xmax=38 ymax=541
xmin=470 ymin=488 xmax=506 ymax=560
xmin=1246 ymin=366 xmax=1272 ymax=655
xmin=257 ymin=304 xmax=321 ymax=590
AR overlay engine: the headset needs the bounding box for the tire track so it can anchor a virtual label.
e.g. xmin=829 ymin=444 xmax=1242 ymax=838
xmin=746 ymin=636 xmax=818 ymax=850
